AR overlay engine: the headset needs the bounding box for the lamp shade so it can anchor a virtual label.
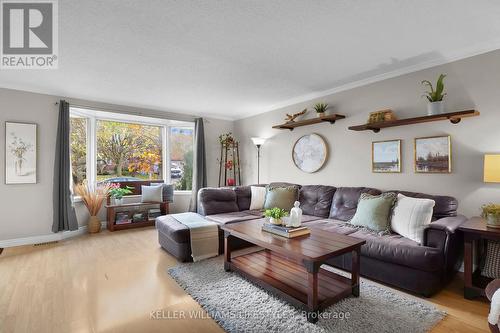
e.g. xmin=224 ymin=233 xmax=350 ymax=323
xmin=251 ymin=137 xmax=266 ymax=146
xmin=484 ymin=154 xmax=500 ymax=183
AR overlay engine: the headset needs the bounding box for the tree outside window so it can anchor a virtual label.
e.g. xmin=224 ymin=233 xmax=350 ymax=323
xmin=96 ymin=120 xmax=162 ymax=182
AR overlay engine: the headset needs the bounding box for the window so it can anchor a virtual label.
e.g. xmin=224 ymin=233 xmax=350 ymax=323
xmin=170 ymin=127 xmax=194 ymax=190
xmin=69 ymin=107 xmax=194 ymax=192
xmin=70 ymin=116 xmax=87 ymax=185
xmin=96 ymin=120 xmax=163 ymax=182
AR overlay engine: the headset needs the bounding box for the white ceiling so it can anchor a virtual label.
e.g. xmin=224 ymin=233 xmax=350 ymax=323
xmin=2 ymin=0 xmax=500 ymax=120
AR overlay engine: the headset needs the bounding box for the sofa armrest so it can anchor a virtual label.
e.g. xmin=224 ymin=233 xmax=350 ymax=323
xmin=423 ymin=215 xmax=467 ymax=280
xmin=426 ymin=215 xmax=467 ymax=235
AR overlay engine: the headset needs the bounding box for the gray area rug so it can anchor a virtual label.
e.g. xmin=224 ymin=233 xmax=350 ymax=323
xmin=168 ymin=256 xmax=445 ymax=333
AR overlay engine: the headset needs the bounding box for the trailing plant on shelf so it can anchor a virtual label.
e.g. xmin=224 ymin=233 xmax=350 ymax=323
xmin=421 ymin=74 xmax=446 ymax=115
xmin=218 ymin=132 xmax=235 ymax=147
xmin=74 ymin=181 xmax=112 ymax=233
xmin=264 ymin=207 xmax=288 ymax=225
xmin=313 ymin=103 xmax=328 ymax=118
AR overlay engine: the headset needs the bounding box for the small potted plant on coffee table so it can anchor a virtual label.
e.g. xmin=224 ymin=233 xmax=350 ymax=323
xmin=313 ymin=102 xmax=328 ymax=118
xmin=264 ymin=207 xmax=288 ymax=226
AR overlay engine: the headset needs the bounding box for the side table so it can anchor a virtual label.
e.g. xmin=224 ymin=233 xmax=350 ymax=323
xmin=459 ymin=217 xmax=500 ymax=299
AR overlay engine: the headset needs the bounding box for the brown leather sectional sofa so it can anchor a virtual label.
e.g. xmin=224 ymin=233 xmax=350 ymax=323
xmin=156 ymin=183 xmax=466 ymax=297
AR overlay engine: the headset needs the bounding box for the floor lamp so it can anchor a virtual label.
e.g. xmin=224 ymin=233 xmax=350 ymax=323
xmin=251 ymin=137 xmax=266 ymax=184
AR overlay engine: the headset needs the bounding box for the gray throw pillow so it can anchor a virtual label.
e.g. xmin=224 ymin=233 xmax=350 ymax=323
xmin=141 ymin=185 xmax=163 ymax=202
xmin=482 ymin=240 xmax=500 ymax=278
xmin=349 ymin=192 xmax=397 ymax=232
xmin=151 ymin=183 xmax=174 ymax=202
xmin=263 ymin=186 xmax=298 ymax=211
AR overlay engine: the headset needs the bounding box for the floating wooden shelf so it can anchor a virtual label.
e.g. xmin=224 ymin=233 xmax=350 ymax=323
xmin=272 ymin=114 xmax=346 ymax=131
xmin=348 ymin=110 xmax=479 ymax=133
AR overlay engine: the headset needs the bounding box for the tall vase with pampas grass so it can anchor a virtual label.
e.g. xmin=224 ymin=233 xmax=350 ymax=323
xmin=74 ymin=182 xmax=111 ymax=233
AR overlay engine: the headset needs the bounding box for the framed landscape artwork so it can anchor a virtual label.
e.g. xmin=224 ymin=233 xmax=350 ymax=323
xmin=414 ymin=135 xmax=451 ymax=173
xmin=372 ymin=139 xmax=401 ymax=173
xmin=5 ymin=122 xmax=37 ymax=184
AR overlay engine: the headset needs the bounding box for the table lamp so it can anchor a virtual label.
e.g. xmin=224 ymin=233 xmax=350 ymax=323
xmin=251 ymin=137 xmax=266 ymax=183
xmin=484 ymin=154 xmax=500 ymax=183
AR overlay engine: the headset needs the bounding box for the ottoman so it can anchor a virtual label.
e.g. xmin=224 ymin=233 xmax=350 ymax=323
xmin=156 ymin=214 xmax=255 ymax=262
xmin=155 ymin=214 xmax=224 ymax=262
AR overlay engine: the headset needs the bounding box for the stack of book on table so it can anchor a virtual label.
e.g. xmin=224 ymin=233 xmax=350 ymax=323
xmin=261 ymin=223 xmax=311 ymax=238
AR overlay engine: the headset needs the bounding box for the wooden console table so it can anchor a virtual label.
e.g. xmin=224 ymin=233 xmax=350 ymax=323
xmin=459 ymin=217 xmax=500 ymax=299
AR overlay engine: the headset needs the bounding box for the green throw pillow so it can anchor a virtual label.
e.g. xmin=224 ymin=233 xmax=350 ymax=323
xmin=349 ymin=192 xmax=397 ymax=232
xmin=263 ymin=186 xmax=298 ymax=211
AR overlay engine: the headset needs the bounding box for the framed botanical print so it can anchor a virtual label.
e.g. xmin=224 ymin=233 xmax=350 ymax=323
xmin=414 ymin=135 xmax=451 ymax=173
xmin=5 ymin=122 xmax=37 ymax=184
xmin=372 ymin=139 xmax=401 ymax=173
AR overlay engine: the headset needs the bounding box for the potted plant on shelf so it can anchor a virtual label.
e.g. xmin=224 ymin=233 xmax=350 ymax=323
xmin=481 ymin=203 xmax=500 ymax=228
xmin=421 ymin=74 xmax=446 ymax=115
xmin=264 ymin=207 xmax=288 ymax=226
xmin=109 ymin=183 xmax=134 ymax=205
xmin=74 ymin=182 xmax=112 ymax=233
xmin=313 ymin=102 xmax=328 ymax=118
xmin=219 ymin=132 xmax=235 ymax=147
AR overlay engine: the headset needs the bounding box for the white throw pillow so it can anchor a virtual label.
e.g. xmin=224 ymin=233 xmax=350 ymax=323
xmin=249 ymin=186 xmax=266 ymax=210
xmin=390 ymin=194 xmax=435 ymax=244
xmin=141 ymin=185 xmax=163 ymax=202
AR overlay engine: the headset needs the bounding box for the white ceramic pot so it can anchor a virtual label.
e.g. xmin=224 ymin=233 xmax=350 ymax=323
xmin=427 ymin=101 xmax=444 ymax=116
xmin=269 ymin=217 xmax=282 ymax=225
xmin=317 ymin=112 xmax=325 ymax=118
xmin=487 ymin=214 xmax=500 ymax=228
xmin=114 ymin=198 xmax=123 ymax=206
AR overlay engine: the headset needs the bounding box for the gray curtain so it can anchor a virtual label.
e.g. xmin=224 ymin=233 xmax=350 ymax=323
xmin=189 ymin=118 xmax=207 ymax=212
xmin=52 ymin=100 xmax=78 ymax=232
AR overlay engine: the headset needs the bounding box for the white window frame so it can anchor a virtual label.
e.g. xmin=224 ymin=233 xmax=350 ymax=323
xmin=69 ymin=107 xmax=194 ymax=195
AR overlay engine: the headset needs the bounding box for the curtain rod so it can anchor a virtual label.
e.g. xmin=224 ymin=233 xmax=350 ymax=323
xmin=54 ymin=101 xmax=196 ymax=122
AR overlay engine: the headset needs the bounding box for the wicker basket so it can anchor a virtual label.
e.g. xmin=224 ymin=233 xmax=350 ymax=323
xmin=88 ymin=215 xmax=101 ymax=233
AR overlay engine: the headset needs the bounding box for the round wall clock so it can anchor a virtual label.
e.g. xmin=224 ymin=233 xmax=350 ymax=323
xmin=292 ymin=133 xmax=328 ymax=173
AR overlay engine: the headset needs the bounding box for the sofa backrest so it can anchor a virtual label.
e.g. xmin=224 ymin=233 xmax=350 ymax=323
xmin=197 ymin=188 xmax=239 ymax=216
xmin=385 ymin=190 xmax=458 ymax=219
xmin=329 ymin=187 xmax=381 ymax=221
xmin=299 ymin=185 xmax=336 ymax=218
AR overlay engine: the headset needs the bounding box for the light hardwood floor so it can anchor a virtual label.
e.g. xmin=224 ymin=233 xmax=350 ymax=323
xmin=0 ymin=227 xmax=491 ymax=333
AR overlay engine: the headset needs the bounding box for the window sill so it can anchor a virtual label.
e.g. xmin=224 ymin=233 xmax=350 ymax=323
xmin=174 ymin=191 xmax=192 ymax=196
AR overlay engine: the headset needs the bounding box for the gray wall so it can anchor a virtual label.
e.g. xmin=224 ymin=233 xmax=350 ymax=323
xmin=234 ymin=49 xmax=500 ymax=218
xmin=0 ymin=88 xmax=233 ymax=241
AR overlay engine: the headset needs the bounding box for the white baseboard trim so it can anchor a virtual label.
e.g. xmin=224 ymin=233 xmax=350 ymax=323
xmin=0 ymin=221 xmax=107 ymax=248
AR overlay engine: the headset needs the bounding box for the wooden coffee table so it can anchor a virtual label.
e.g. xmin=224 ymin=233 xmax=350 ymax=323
xmin=221 ymin=218 xmax=365 ymax=323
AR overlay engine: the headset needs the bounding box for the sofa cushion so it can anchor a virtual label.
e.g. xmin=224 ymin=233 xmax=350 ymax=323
xmin=350 ymin=192 xmax=396 ymax=232
xmin=299 ymin=185 xmax=336 ymax=218
xmin=233 ymin=185 xmax=266 ymax=211
xmin=304 ymin=219 xmax=358 ymax=235
xmin=329 ymin=187 xmax=381 ymax=221
xmin=206 ymin=211 xmax=262 ymax=224
xmin=249 ymin=186 xmax=266 ymax=210
xmin=197 ymin=188 xmax=239 ymax=216
xmin=391 ymin=193 xmax=435 ymax=244
xmin=385 ymin=190 xmax=457 ymax=219
xmin=264 ymin=186 xmax=299 ymax=211
xmin=348 ymin=229 xmax=444 ymax=272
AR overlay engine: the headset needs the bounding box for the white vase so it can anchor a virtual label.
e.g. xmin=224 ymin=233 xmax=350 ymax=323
xmin=317 ymin=112 xmax=325 ymax=118
xmin=114 ymin=198 xmax=123 ymax=206
xmin=290 ymin=201 xmax=302 ymax=227
xmin=427 ymin=101 xmax=444 ymax=116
